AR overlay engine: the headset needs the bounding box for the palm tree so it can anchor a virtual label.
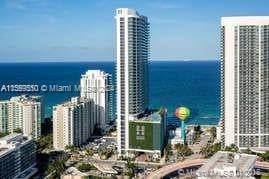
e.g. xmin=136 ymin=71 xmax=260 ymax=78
xmin=208 ymin=127 xmax=216 ymax=142
xmin=126 ymin=158 xmax=135 ymax=177
xmin=164 ymin=144 xmax=172 ymax=161
xmin=174 ymin=143 xmax=193 ymax=159
xmin=224 ymin=144 xmax=239 ymax=152
xmin=86 ymin=148 xmax=94 ymax=156
xmin=47 ymin=154 xmax=68 ymax=178
xmin=200 ymin=143 xmax=221 ymax=158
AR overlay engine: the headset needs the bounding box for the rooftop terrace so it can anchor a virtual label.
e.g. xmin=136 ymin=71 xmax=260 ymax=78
xmin=136 ymin=108 xmax=166 ymax=122
xmin=0 ymin=133 xmax=32 ymax=156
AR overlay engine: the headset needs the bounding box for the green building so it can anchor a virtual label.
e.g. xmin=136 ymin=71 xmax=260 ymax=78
xmin=128 ymin=108 xmax=166 ymax=157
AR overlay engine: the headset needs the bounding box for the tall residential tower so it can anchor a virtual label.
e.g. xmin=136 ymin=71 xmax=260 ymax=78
xmin=80 ymin=70 xmax=113 ymax=129
xmin=0 ymin=95 xmax=43 ymax=139
xmin=53 ymin=97 xmax=94 ymax=150
xmin=115 ymin=8 xmax=150 ymax=154
xmin=220 ymin=17 xmax=269 ymax=150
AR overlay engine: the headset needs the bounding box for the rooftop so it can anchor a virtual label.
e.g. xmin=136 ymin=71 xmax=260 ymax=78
xmin=221 ymin=16 xmax=269 ymax=26
xmin=135 ymin=108 xmax=166 ymax=122
xmin=115 ymin=8 xmax=148 ymax=20
xmin=197 ymin=151 xmax=257 ymax=178
xmin=0 ymin=133 xmax=32 ymax=156
xmin=9 ymin=95 xmax=42 ymax=104
xmin=81 ymin=69 xmax=111 ymax=78
xmin=54 ymin=97 xmax=91 ymax=109
xmin=116 ymin=8 xmax=140 ymax=17
xmin=0 ymin=133 xmax=22 ymax=142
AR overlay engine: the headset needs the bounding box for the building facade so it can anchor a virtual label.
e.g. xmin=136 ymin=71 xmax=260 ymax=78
xmin=220 ymin=17 xmax=269 ymax=150
xmin=0 ymin=133 xmax=37 ymax=179
xmin=0 ymin=101 xmax=8 ymax=133
xmin=115 ymin=8 xmax=150 ymax=154
xmin=128 ymin=108 xmax=166 ymax=158
xmin=53 ymin=97 xmax=94 ymax=150
xmin=80 ymin=70 xmax=113 ymax=129
xmin=0 ymin=95 xmax=43 ymax=139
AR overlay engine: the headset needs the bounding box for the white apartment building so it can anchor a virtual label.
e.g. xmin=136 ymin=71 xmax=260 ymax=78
xmin=0 ymin=95 xmax=43 ymax=139
xmin=80 ymin=70 xmax=113 ymax=129
xmin=220 ymin=17 xmax=269 ymax=150
xmin=0 ymin=100 xmax=8 ymax=133
xmin=53 ymin=97 xmax=94 ymax=150
xmin=0 ymin=133 xmax=37 ymax=179
xmin=115 ymin=8 xmax=150 ymax=154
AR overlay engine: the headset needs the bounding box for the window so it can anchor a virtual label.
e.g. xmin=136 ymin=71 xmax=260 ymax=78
xmin=136 ymin=125 xmax=145 ymax=140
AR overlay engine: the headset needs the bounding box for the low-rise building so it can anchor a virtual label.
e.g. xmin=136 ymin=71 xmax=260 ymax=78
xmin=168 ymin=126 xmax=201 ymax=147
xmin=186 ymin=129 xmax=196 ymax=145
xmin=0 ymin=133 xmax=37 ymax=179
xmin=128 ymin=108 xmax=166 ymax=158
xmin=196 ymin=151 xmax=257 ymax=179
xmin=168 ymin=135 xmax=183 ymax=148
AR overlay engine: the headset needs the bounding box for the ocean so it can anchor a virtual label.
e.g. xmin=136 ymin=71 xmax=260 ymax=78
xmin=0 ymin=61 xmax=220 ymax=125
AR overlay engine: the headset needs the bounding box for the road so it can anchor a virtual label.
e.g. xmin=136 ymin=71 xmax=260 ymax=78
xmin=91 ymin=158 xmax=163 ymax=167
xmin=72 ymin=157 xmax=163 ymax=175
xmin=146 ymin=159 xmax=269 ymax=179
xmin=255 ymin=161 xmax=269 ymax=170
xmin=146 ymin=159 xmax=205 ymax=179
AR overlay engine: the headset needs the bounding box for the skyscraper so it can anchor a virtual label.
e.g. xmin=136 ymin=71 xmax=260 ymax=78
xmin=53 ymin=97 xmax=94 ymax=150
xmin=0 ymin=95 xmax=43 ymax=139
xmin=220 ymin=17 xmax=269 ymax=150
xmin=115 ymin=8 xmax=150 ymax=154
xmin=80 ymin=70 xmax=113 ymax=129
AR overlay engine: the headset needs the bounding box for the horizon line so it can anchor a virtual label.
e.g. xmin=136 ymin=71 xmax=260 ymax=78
xmin=0 ymin=59 xmax=219 ymax=63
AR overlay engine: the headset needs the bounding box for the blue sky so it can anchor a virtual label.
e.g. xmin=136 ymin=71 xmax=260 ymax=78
xmin=0 ymin=0 xmax=269 ymax=62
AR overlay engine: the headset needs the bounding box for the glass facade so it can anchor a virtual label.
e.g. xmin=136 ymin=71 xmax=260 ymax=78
xmin=116 ymin=9 xmax=150 ymax=154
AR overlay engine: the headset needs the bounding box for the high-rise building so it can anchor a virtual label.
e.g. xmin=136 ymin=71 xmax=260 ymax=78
xmin=0 ymin=133 xmax=37 ymax=179
xmin=0 ymin=101 xmax=8 ymax=133
xmin=115 ymin=8 xmax=150 ymax=154
xmin=80 ymin=70 xmax=113 ymax=129
xmin=220 ymin=17 xmax=269 ymax=150
xmin=53 ymin=97 xmax=94 ymax=150
xmin=0 ymin=95 xmax=43 ymax=139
